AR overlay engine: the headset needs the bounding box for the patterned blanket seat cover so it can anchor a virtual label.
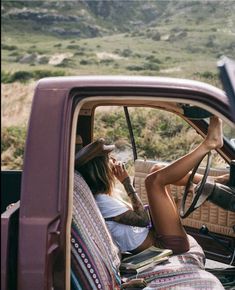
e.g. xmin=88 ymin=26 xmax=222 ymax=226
xmin=71 ymin=171 xmax=224 ymax=290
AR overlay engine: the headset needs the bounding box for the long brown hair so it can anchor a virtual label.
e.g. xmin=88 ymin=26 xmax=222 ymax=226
xmin=76 ymin=154 xmax=115 ymax=195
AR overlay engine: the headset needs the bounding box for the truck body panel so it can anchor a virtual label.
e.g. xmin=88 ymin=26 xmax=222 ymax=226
xmin=2 ymin=75 xmax=235 ymax=289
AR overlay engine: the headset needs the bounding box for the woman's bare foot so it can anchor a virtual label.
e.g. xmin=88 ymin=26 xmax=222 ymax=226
xmin=204 ymin=116 xmax=223 ymax=150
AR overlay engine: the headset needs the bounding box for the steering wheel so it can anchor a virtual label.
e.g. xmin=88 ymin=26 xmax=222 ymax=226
xmin=180 ymin=152 xmax=212 ymax=218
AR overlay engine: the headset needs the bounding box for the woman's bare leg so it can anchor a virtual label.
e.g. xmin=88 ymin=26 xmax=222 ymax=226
xmin=145 ymin=116 xmax=223 ymax=253
xmin=150 ymin=164 xmax=203 ymax=186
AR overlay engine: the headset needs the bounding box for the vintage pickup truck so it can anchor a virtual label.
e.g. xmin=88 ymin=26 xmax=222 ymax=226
xmin=1 ymin=57 xmax=235 ymax=290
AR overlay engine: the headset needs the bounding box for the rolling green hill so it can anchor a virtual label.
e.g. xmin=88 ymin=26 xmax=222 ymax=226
xmin=2 ymin=0 xmax=235 ymax=82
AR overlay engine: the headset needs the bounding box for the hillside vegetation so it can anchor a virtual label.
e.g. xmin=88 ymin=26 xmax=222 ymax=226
xmin=1 ymin=0 xmax=235 ymax=169
xmin=2 ymin=0 xmax=234 ymax=81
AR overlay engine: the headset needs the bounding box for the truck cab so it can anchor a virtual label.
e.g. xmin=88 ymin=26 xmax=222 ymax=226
xmin=1 ymin=59 xmax=235 ymax=290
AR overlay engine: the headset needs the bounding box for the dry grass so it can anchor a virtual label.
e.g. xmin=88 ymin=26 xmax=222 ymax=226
xmin=1 ymin=81 xmax=35 ymax=127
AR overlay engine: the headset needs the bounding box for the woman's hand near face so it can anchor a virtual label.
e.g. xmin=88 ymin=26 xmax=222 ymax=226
xmin=110 ymin=157 xmax=150 ymax=227
xmin=112 ymin=161 xmax=129 ymax=183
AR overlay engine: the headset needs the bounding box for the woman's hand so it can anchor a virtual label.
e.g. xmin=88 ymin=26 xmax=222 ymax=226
xmin=110 ymin=157 xmax=150 ymax=227
xmin=112 ymin=160 xmax=129 ymax=183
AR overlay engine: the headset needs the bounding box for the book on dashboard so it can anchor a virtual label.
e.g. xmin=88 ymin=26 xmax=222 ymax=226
xmin=120 ymin=246 xmax=172 ymax=272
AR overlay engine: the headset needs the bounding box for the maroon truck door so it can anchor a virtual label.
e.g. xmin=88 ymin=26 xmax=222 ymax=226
xmin=17 ymin=82 xmax=73 ymax=290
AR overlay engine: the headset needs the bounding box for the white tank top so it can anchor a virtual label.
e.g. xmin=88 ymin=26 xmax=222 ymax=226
xmin=95 ymin=193 xmax=149 ymax=253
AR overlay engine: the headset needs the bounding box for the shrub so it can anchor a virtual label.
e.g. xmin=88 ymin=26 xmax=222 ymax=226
xmin=206 ymin=35 xmax=216 ymax=48
xmin=1 ymin=126 xmax=27 ymax=170
xmin=100 ymin=59 xmax=114 ymax=65
xmin=2 ymin=44 xmax=18 ymax=50
xmin=67 ymin=44 xmax=81 ymax=50
xmin=33 ymin=70 xmax=66 ymax=79
xmin=143 ymin=62 xmax=160 ymax=71
xmin=80 ymin=59 xmax=89 ymax=65
xmin=1 ymin=71 xmax=12 ymax=83
xmin=126 ymin=65 xmax=145 ymax=71
xmin=74 ymin=51 xmax=85 ymax=56
xmin=194 ymin=71 xmax=218 ymax=80
xmin=38 ymin=56 xmax=49 ymax=64
xmin=55 ymin=58 xmax=74 ymax=68
xmin=151 ymin=31 xmax=161 ymax=41
xmin=9 ymin=51 xmax=20 ymax=57
xmin=186 ymin=45 xmax=202 ymax=54
xmin=126 ymin=62 xmax=160 ymax=72
xmin=145 ymin=55 xmax=161 ymax=63
xmin=1 ymin=70 xmax=66 ymax=83
xmin=120 ymin=49 xmax=132 ymax=57
xmin=80 ymin=59 xmax=97 ymax=65
xmin=9 ymin=71 xmax=33 ymax=83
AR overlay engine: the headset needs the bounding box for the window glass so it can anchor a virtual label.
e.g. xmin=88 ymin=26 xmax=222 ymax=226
xmin=222 ymin=123 xmax=235 ymax=149
xmin=94 ymin=106 xmax=134 ymax=172
xmin=93 ymin=106 xmax=232 ymax=171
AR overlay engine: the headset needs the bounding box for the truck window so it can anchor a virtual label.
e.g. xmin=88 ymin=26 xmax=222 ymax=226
xmin=93 ymin=106 xmax=134 ymax=173
xmin=93 ymin=106 xmax=229 ymax=170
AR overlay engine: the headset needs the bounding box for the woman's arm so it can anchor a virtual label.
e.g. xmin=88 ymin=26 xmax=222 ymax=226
xmin=110 ymin=162 xmax=150 ymax=227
